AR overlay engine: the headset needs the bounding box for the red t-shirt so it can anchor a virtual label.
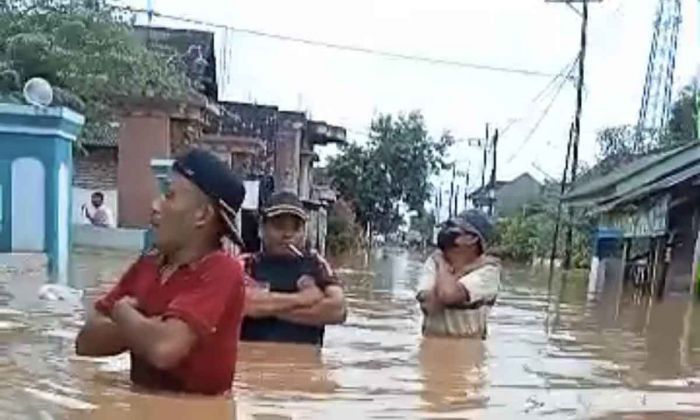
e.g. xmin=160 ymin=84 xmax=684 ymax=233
xmin=94 ymin=250 xmax=245 ymax=395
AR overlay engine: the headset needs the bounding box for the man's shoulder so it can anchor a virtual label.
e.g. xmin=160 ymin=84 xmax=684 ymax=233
xmin=460 ymin=257 xmax=502 ymax=281
xmin=130 ymin=253 xmax=159 ymax=271
xmin=198 ymin=251 xmax=244 ymax=276
xmin=422 ymin=252 xmax=440 ymax=269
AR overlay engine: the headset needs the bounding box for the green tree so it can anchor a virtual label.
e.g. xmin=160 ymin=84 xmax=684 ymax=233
xmin=491 ymin=181 xmax=592 ymax=267
xmin=663 ymin=81 xmax=698 ymax=147
xmin=328 ymin=111 xmax=452 ymax=235
xmin=410 ymin=210 xmax=436 ymax=244
xmin=326 ymin=199 xmax=363 ymax=255
xmin=0 ymin=0 xmax=190 ymax=144
xmin=593 ymin=80 xmax=698 ymax=172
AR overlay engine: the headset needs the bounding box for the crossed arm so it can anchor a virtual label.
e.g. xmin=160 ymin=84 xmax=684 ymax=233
xmin=417 ymin=255 xmax=472 ymax=314
xmin=76 ymin=299 xmax=196 ymax=370
xmin=244 ymin=283 xmax=346 ymax=326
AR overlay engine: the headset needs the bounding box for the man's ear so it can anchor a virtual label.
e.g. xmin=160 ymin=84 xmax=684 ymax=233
xmin=194 ymin=203 xmax=216 ymax=228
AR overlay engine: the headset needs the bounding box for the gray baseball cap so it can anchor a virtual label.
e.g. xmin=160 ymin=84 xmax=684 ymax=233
xmin=442 ymin=209 xmax=494 ymax=248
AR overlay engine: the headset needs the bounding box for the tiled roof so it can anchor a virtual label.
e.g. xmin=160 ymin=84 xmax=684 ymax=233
xmin=80 ymin=121 xmax=119 ymax=147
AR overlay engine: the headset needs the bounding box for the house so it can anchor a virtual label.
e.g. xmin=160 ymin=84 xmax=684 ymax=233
xmin=72 ymin=26 xmax=219 ymax=226
xmin=216 ymin=102 xmax=346 ymax=253
xmin=72 ymin=26 xmax=347 ymax=255
xmin=470 ymin=173 xmax=542 ymax=218
xmin=563 ymin=141 xmax=700 ymax=298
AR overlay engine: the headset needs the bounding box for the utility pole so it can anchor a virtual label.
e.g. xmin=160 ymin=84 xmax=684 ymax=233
xmin=548 ymin=123 xmax=575 ymax=293
xmin=454 ymin=185 xmax=460 ymax=215
xmin=489 ymin=129 xmax=499 ymax=216
xmin=561 ymin=0 xmax=590 ymax=270
xmin=481 ymin=124 xmax=489 ymax=189
xmin=464 ymin=170 xmax=470 ymax=210
xmin=146 ymin=0 xmax=155 ymax=46
xmin=448 ymin=163 xmax=456 ymax=218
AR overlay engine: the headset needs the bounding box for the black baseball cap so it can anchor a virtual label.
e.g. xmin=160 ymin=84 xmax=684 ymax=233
xmin=172 ymin=149 xmax=246 ymax=246
xmin=261 ymin=191 xmax=308 ymax=222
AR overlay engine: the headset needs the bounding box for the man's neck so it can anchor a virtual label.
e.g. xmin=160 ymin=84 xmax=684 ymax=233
xmin=445 ymin=251 xmax=479 ymax=272
xmin=163 ymin=243 xmax=219 ymax=268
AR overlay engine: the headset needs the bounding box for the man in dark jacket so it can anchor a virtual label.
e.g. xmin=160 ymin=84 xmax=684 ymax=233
xmin=241 ymin=191 xmax=346 ymax=346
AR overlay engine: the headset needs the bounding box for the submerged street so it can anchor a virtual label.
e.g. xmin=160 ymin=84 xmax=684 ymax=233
xmin=1 ymin=248 xmax=700 ymax=419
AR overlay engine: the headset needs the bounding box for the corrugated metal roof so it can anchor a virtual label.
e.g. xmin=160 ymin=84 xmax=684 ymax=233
xmin=563 ymin=142 xmax=700 ymax=202
xmin=595 ymin=163 xmax=700 ymax=213
xmin=564 ymin=141 xmax=700 ymax=210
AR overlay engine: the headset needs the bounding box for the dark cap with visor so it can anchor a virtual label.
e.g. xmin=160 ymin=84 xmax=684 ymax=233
xmin=261 ymin=191 xmax=308 ymax=222
xmin=172 ymin=149 xmax=246 ymax=246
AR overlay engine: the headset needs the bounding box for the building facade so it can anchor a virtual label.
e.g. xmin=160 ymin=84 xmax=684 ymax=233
xmin=564 ymin=142 xmax=700 ymax=298
xmin=470 ymin=173 xmax=542 ymax=218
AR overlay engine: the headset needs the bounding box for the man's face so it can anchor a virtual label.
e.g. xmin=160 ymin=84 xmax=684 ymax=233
xmin=91 ymin=195 xmax=103 ymax=208
xmin=454 ymin=230 xmax=480 ymax=248
xmin=262 ymin=214 xmax=306 ymax=256
xmin=442 ymin=227 xmax=481 ymax=261
xmin=151 ymin=173 xmax=210 ymax=254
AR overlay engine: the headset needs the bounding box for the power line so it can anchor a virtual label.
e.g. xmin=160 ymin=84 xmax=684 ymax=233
xmin=117 ymin=5 xmax=571 ymax=79
xmin=497 ymin=56 xmax=579 ymax=138
xmin=505 ymin=62 xmax=576 ymax=163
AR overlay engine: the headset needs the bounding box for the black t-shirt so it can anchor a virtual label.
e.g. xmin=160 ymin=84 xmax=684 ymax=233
xmin=240 ymin=253 xmax=335 ymax=346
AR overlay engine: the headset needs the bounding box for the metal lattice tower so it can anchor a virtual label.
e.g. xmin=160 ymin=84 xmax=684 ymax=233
xmin=636 ymin=0 xmax=682 ymax=145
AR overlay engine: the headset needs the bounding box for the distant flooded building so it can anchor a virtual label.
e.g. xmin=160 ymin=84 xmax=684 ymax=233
xmin=470 ymin=173 xmax=542 ymax=218
xmin=564 ymin=142 xmax=700 ymax=298
xmin=217 ymin=102 xmax=346 ymax=253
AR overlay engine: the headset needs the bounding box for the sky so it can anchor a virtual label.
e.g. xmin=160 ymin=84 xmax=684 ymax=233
xmin=120 ymin=0 xmax=697 ymax=215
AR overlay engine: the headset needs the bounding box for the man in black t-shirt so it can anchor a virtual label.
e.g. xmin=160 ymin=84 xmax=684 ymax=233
xmin=241 ymin=191 xmax=346 ymax=346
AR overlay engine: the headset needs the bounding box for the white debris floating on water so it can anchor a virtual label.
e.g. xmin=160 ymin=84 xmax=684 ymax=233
xmin=0 ymin=307 xmax=28 ymax=332
xmin=38 ymin=285 xmax=83 ymax=302
xmin=23 ymin=387 xmax=97 ymax=411
xmin=0 ymin=320 xmax=28 ymax=332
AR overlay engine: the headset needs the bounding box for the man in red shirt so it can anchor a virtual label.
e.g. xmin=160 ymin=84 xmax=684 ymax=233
xmin=75 ymin=149 xmax=247 ymax=395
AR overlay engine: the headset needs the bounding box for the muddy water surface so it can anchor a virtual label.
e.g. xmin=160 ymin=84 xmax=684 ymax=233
xmin=1 ymin=248 xmax=700 ymax=419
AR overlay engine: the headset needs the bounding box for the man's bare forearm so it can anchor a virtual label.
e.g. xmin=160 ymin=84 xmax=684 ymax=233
xmin=111 ymin=302 xmax=196 ymax=370
xmin=75 ymin=311 xmax=127 ymax=356
xmin=277 ymin=301 xmax=345 ymax=326
xmin=434 ymin=272 xmax=468 ymax=305
xmin=277 ymin=287 xmax=346 ymax=326
xmin=244 ymin=290 xmax=308 ymax=318
xmin=111 ymin=303 xmax=164 ymax=360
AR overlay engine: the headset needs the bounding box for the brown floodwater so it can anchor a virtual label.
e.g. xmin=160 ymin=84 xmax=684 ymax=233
xmin=2 ymin=247 xmax=700 ymax=419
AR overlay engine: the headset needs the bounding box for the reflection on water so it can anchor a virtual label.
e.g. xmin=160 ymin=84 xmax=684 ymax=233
xmin=418 ymin=337 xmax=487 ymax=413
xmin=1 ymin=247 xmax=700 ymax=418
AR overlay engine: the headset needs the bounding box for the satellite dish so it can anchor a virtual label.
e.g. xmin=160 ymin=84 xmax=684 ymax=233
xmin=23 ymin=77 xmax=53 ymax=107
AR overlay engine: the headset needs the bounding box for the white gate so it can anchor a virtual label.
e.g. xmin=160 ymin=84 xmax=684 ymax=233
xmin=11 ymin=157 xmax=45 ymax=251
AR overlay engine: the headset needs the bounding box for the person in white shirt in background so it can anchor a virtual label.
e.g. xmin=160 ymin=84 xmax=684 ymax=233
xmin=416 ymin=209 xmax=501 ymax=339
xmin=81 ymin=191 xmax=115 ymax=228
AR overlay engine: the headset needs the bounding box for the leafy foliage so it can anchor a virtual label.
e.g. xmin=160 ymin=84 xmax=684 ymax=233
xmin=0 ymin=0 xmax=191 ymax=143
xmin=492 ymin=183 xmax=592 ymax=267
xmin=326 ymin=199 xmax=363 ymax=256
xmin=664 ymin=82 xmax=698 ymax=147
xmin=593 ymin=81 xmax=698 ymax=176
xmin=328 ymin=111 xmax=453 ymax=235
xmin=410 ymin=210 xmax=436 ymax=244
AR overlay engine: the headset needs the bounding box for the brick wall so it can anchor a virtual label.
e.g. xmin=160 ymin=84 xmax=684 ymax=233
xmin=73 ymin=147 xmax=118 ymax=190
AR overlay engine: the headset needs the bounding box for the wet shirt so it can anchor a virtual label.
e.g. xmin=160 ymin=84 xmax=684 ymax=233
xmin=94 ymin=251 xmax=246 ymax=395
xmin=418 ymin=254 xmax=501 ymax=338
xmin=240 ymin=252 xmax=339 ymax=346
